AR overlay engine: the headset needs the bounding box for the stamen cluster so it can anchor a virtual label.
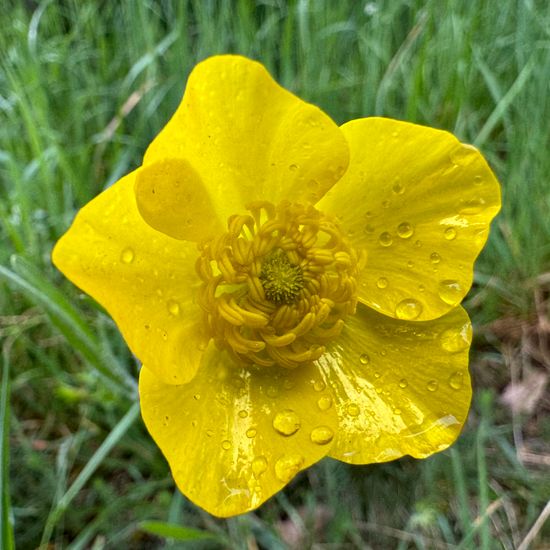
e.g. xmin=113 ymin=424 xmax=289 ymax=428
xmin=196 ymin=201 xmax=359 ymax=368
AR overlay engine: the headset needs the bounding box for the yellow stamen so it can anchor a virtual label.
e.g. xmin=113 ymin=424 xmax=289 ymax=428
xmin=196 ymin=201 xmax=359 ymax=368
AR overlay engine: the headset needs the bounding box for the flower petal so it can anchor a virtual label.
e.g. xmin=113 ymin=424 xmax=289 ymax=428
xmin=139 ymin=345 xmax=338 ymax=517
xmin=317 ymin=117 xmax=501 ymax=321
xmin=316 ymin=303 xmax=472 ymax=464
xmin=135 ymin=158 xmax=225 ymax=241
xmin=143 ymin=55 xmax=349 ymax=224
xmin=52 ymin=171 xmax=206 ymax=385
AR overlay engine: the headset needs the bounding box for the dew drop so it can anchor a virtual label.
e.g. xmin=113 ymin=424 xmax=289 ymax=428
xmin=273 ymin=409 xmax=301 ymax=436
xmin=397 ymin=222 xmax=414 ymax=239
xmin=427 ymin=380 xmax=438 ymax=392
xmin=374 ymin=371 xmax=381 ymax=379
xmin=347 ymin=403 xmax=360 ymax=417
xmin=444 ymin=227 xmax=457 ymax=240
xmin=313 ymin=380 xmax=326 ymax=392
xmin=430 ymin=252 xmax=441 ymax=264
xmin=448 ymin=371 xmax=464 ymax=390
xmin=414 ymin=239 xmax=422 ymax=248
xmin=275 ymin=454 xmax=304 ymax=482
xmin=450 ymin=144 xmax=476 ymax=166
xmin=382 ymin=200 xmax=391 ymax=208
xmin=317 ymin=396 xmax=333 ymax=411
xmin=399 ymin=378 xmax=408 ymax=388
xmin=418 ymin=284 xmax=425 ymax=292
xmin=359 ymin=353 xmax=370 ymax=365
xmin=246 ymin=428 xmax=257 ymax=438
xmin=221 ymin=440 xmax=231 ymax=450
xmin=438 ymin=280 xmax=463 ymax=306
xmin=167 ymin=299 xmax=180 ymax=316
xmin=376 ymin=277 xmax=388 ymax=289
xmin=289 ymin=164 xmax=298 ymax=171
xmin=364 ymin=224 xmax=375 ymax=234
xmin=193 ymin=394 xmax=201 ymax=401
xmin=206 ymin=429 xmax=214 ymax=437
xmin=238 ymin=409 xmax=248 ymax=418
xmin=473 ymin=175 xmax=483 ymax=185
xmin=459 ymin=198 xmax=487 ymax=215
xmin=379 ymin=232 xmax=393 ymax=247
xmin=440 ymin=327 xmax=470 ymax=353
xmin=392 ymin=178 xmax=405 ymax=194
xmin=252 ymin=456 xmax=268 ymax=477
xmin=395 ymin=298 xmax=423 ymax=320
xmin=393 ymin=408 xmax=402 ymax=415
xmin=120 ymin=248 xmax=134 ymax=264
xmin=310 ymin=426 xmax=334 ymax=445
xmin=407 ymin=260 xmax=414 ymax=268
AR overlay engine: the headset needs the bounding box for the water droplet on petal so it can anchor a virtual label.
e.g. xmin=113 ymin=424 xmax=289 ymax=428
xmin=473 ymin=175 xmax=483 ymax=185
xmin=364 ymin=224 xmax=375 ymax=234
xmin=221 ymin=440 xmax=231 ymax=450
xmin=448 ymin=371 xmax=464 ymax=390
xmin=273 ymin=410 xmax=301 ymax=436
xmin=120 ymin=248 xmax=134 ymax=264
xmin=397 ymin=222 xmax=414 ymax=239
xmin=399 ymin=379 xmax=408 ymax=388
xmin=395 ymin=298 xmax=423 ymax=320
xmin=359 ymin=353 xmax=370 ymax=365
xmin=310 ymin=426 xmax=334 ymax=445
xmin=427 ymin=380 xmax=438 ymax=392
xmin=430 ymin=252 xmax=441 ymax=264
xmin=373 ymin=371 xmax=381 ymax=379
xmin=379 ymin=232 xmax=393 ymax=247
xmin=440 ymin=326 xmax=470 ymax=353
xmin=392 ymin=178 xmax=405 ymax=194
xmin=382 ymin=200 xmax=390 ymax=209
xmin=407 ymin=260 xmax=414 ymax=268
xmin=377 ymin=277 xmax=388 ymax=289
xmin=444 ymin=227 xmax=457 ymax=240
xmin=450 ymin=144 xmax=477 ymax=166
xmin=317 ymin=396 xmax=333 ymax=411
xmin=347 ymin=403 xmax=360 ymax=416
xmin=414 ymin=239 xmax=422 ymax=248
xmin=246 ymin=428 xmax=257 ymax=438
xmin=206 ymin=429 xmax=214 ymax=437
xmin=289 ymin=164 xmax=298 ymax=171
xmin=459 ymin=198 xmax=487 ymax=215
xmin=313 ymin=380 xmax=326 ymax=392
xmin=252 ymin=456 xmax=268 ymax=477
xmin=438 ymin=280 xmax=463 ymax=306
xmin=193 ymin=394 xmax=201 ymax=401
xmin=275 ymin=454 xmax=304 ymax=482
xmin=238 ymin=410 xmax=248 ymax=418
xmin=167 ymin=299 xmax=180 ymax=316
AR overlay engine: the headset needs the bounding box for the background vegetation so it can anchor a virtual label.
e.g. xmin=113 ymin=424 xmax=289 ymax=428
xmin=1 ymin=0 xmax=549 ymax=548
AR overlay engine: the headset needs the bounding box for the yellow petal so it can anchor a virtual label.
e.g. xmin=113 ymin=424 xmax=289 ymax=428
xmin=139 ymin=344 xmax=338 ymax=517
xmin=135 ymin=158 xmax=224 ymax=241
xmin=52 ymin=171 xmax=206 ymax=385
xmin=144 ymin=55 xmax=349 ymax=220
xmin=316 ymin=303 xmax=472 ymax=464
xmin=317 ymin=117 xmax=501 ymax=321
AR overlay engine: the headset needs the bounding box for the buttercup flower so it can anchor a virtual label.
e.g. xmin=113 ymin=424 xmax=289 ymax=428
xmin=53 ymin=55 xmax=500 ymax=517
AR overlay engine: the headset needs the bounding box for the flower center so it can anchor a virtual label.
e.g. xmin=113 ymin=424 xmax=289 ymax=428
xmin=196 ymin=201 xmax=359 ymax=368
xmin=259 ymin=249 xmax=304 ymax=305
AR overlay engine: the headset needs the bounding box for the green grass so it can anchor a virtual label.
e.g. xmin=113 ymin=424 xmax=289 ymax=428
xmin=1 ymin=0 xmax=549 ymax=548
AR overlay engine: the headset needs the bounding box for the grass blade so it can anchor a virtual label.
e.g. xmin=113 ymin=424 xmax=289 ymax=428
xmin=0 ymin=343 xmax=15 ymax=550
xmin=40 ymin=401 xmax=140 ymax=546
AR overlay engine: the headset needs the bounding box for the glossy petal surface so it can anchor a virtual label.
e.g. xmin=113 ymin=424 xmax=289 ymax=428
xmin=316 ymin=303 xmax=472 ymax=464
xmin=317 ymin=117 xmax=501 ymax=321
xmin=143 ymin=55 xmax=349 ymax=230
xmin=52 ymin=171 xmax=206 ymax=384
xmin=135 ymin=158 xmax=224 ymax=241
xmin=139 ymin=345 xmax=338 ymax=517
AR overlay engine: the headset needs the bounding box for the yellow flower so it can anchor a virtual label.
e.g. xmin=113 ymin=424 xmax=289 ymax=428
xmin=53 ymin=55 xmax=501 ymax=517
